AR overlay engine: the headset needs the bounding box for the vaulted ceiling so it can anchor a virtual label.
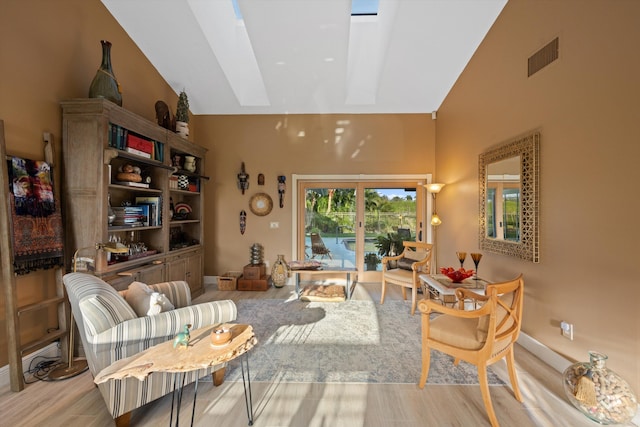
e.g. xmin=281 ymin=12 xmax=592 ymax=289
xmin=102 ymin=0 xmax=506 ymax=115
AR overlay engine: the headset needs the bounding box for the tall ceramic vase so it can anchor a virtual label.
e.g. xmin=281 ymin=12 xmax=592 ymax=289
xmin=89 ymin=40 xmax=122 ymax=106
xmin=271 ymin=254 xmax=289 ymax=288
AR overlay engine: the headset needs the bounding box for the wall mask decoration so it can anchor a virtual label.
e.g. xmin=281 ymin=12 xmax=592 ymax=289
xmin=237 ymin=162 xmax=249 ymax=194
xmin=278 ymin=175 xmax=286 ymax=208
xmin=240 ymin=210 xmax=246 ymax=235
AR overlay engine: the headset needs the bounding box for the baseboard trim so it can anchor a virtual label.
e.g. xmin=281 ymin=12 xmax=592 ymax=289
xmin=0 ymin=343 xmax=60 ymax=390
xmin=517 ymin=332 xmax=640 ymax=426
xmin=204 ymin=275 xmax=216 ymax=285
xmin=516 ymin=332 xmax=572 ymax=373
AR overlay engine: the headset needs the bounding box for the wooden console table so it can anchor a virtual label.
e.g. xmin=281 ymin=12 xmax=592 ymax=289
xmin=293 ymin=267 xmax=358 ymax=299
xmin=95 ymin=323 xmax=257 ymax=426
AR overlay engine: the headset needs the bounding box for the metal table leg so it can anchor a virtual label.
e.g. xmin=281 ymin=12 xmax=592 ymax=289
xmin=240 ymin=352 xmax=254 ymax=425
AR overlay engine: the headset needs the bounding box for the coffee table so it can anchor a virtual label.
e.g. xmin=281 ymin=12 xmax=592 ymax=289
xmin=94 ymin=323 xmax=257 ymax=426
xmin=419 ymin=274 xmax=490 ymax=308
xmin=292 ymin=267 xmax=358 ymax=299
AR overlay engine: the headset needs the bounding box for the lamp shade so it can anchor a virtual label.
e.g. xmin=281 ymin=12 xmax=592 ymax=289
xmin=431 ymin=213 xmax=442 ymax=226
xmin=424 ymin=183 xmax=445 ymax=193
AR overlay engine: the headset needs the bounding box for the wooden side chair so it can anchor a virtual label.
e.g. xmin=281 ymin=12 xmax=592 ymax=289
xmin=418 ymin=274 xmax=524 ymax=427
xmin=380 ymin=241 xmax=433 ymax=315
xmin=310 ymin=232 xmax=333 ymax=259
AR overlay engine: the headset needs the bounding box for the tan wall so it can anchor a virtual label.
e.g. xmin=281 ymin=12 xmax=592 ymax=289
xmin=0 ymin=0 xmax=179 ymax=367
xmin=194 ymin=114 xmax=435 ymax=275
xmin=436 ymin=0 xmax=640 ymax=392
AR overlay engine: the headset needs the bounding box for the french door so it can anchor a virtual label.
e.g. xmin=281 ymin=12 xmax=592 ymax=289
xmin=294 ymin=176 xmax=428 ymax=281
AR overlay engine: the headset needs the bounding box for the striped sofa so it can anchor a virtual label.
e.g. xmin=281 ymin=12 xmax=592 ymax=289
xmin=63 ymin=272 xmax=238 ymax=427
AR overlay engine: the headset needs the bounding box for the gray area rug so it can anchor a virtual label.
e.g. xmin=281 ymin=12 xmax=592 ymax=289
xmin=221 ymin=298 xmax=504 ymax=385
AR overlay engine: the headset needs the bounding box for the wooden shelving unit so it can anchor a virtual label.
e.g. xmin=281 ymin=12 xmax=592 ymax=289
xmin=61 ymin=99 xmax=207 ymax=296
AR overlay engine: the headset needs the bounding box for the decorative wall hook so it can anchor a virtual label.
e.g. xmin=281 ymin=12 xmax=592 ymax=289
xmin=277 ymin=175 xmax=286 ymax=208
xmin=237 ymin=162 xmax=249 ymax=194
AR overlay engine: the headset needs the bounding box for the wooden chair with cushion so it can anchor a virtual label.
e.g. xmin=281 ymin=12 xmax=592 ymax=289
xmin=418 ymin=274 xmax=524 ymax=427
xmin=380 ymin=241 xmax=433 ymax=315
xmin=63 ymin=272 xmax=238 ymax=427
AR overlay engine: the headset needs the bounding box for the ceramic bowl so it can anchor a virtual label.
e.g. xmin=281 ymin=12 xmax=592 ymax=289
xmin=440 ymin=267 xmax=474 ymax=283
xmin=211 ymin=327 xmax=232 ymax=346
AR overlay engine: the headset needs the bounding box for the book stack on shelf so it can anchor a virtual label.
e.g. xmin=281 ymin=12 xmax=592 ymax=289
xmin=107 ymin=123 xmax=164 ymax=162
xmin=112 ymin=205 xmax=149 ymax=227
xmin=135 ymin=196 xmax=161 ymax=226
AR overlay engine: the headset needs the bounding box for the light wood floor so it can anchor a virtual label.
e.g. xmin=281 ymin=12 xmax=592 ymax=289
xmin=0 ymin=282 xmax=616 ymax=427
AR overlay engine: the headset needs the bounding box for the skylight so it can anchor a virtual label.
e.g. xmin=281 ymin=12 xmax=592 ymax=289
xmin=231 ymin=0 xmax=379 ymax=19
xmin=352 ymin=0 xmax=379 ymax=16
xmin=232 ymin=0 xmax=243 ymax=20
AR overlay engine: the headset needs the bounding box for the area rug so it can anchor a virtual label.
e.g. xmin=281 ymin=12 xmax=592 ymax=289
xmin=220 ymin=299 xmax=504 ymax=385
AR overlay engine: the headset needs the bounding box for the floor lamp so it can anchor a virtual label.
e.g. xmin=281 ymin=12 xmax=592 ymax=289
xmin=48 ymin=247 xmax=92 ymax=380
xmin=48 ymin=244 xmax=127 ymax=380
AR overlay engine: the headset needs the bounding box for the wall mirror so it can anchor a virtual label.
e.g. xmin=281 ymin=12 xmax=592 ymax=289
xmin=479 ymin=132 xmax=539 ymax=262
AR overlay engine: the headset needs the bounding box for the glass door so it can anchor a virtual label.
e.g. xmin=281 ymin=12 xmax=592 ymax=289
xmin=301 ymin=184 xmax=357 ymax=269
xmin=297 ymin=179 xmax=425 ymax=281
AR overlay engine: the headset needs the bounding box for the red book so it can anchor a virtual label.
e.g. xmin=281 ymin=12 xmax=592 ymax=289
xmin=126 ymin=134 xmax=154 ymax=154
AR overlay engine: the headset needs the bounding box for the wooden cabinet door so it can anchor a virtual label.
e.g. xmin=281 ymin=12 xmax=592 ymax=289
xmin=136 ymin=263 xmax=165 ymax=285
xmin=166 ymin=255 xmax=187 ymax=283
xmin=185 ymin=251 xmax=203 ymax=297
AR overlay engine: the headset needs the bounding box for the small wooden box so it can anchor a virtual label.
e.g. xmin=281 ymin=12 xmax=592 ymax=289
xmin=237 ymin=275 xmax=270 ymax=291
xmin=243 ymin=263 xmax=266 ymax=280
xmin=218 ymin=271 xmax=242 ymax=291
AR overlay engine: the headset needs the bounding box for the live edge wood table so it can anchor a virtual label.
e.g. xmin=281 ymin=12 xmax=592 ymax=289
xmin=94 ymin=323 xmax=257 ymax=427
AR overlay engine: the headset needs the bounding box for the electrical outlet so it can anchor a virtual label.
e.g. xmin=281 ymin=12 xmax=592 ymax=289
xmin=560 ymin=321 xmax=574 ymax=340
xmin=270 ymin=222 xmax=279 ymax=229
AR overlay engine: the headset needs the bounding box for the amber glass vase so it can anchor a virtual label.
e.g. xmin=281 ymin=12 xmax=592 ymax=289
xmin=89 ymin=40 xmax=122 ymax=106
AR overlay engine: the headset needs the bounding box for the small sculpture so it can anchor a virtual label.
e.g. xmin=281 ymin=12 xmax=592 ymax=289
xmin=173 ymin=324 xmax=192 ymax=349
xmin=175 ymin=91 xmax=190 ymax=137
xmin=155 ymin=100 xmax=172 ymax=130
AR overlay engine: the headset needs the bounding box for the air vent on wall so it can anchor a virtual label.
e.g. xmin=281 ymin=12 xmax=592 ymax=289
xmin=528 ymin=37 xmax=559 ymax=77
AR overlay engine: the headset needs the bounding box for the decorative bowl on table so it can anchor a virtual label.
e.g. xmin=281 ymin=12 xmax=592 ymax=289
xmin=440 ymin=267 xmax=474 ymax=283
xmin=210 ymin=327 xmax=232 ymax=347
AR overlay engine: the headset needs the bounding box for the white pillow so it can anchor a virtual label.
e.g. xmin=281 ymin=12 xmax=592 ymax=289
xmin=125 ymin=281 xmax=175 ymax=317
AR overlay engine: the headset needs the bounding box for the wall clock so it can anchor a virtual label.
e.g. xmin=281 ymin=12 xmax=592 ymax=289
xmin=249 ymin=192 xmax=273 ymax=216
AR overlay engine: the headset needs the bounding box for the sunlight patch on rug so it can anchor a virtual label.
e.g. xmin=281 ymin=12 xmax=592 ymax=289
xmin=221 ymin=299 xmax=504 ymax=385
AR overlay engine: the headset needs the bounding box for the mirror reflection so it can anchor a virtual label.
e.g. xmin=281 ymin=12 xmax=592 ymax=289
xmin=478 ymin=132 xmax=539 ymax=263
xmin=486 ymin=156 xmax=521 ymax=241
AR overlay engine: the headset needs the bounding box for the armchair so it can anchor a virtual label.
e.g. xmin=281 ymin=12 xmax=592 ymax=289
xmin=418 ymin=274 xmax=524 ymax=427
xmin=62 ymin=272 xmax=238 ymax=427
xmin=380 ymin=241 xmax=433 ymax=315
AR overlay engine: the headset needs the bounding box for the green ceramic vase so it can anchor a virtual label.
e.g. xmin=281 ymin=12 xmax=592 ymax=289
xmin=89 ymin=40 xmax=122 ymax=106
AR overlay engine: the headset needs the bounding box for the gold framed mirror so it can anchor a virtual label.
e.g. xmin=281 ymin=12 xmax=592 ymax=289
xmin=479 ymin=131 xmax=540 ymax=262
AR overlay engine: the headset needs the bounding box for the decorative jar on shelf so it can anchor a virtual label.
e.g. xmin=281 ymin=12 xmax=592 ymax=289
xmin=271 ymin=254 xmax=289 ymax=288
xmin=88 ymin=40 xmax=122 ymax=106
xmin=563 ymin=351 xmax=637 ymax=425
xmin=183 ymin=155 xmax=196 ymax=173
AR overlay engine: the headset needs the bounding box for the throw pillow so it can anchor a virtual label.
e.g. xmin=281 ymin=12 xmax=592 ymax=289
xmin=396 ymin=257 xmax=415 ymax=271
xmin=125 ymin=281 xmax=175 ymax=317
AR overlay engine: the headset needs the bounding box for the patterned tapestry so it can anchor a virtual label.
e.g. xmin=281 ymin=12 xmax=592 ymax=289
xmin=8 ymin=157 xmax=64 ymax=274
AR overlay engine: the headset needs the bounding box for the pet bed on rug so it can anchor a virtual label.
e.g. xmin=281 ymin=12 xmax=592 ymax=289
xmin=299 ymin=284 xmax=345 ymax=302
